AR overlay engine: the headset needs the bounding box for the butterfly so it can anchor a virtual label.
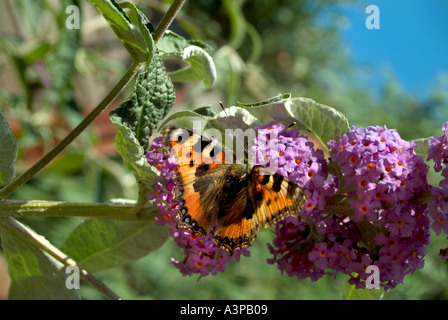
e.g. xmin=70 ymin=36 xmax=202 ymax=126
xmin=161 ymin=125 xmax=307 ymax=255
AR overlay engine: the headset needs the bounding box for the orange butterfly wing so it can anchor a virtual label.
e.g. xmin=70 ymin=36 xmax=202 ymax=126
xmin=162 ymin=125 xmax=307 ymax=255
xmin=162 ymin=126 xmax=233 ymax=236
xmin=213 ymin=166 xmax=307 ymax=254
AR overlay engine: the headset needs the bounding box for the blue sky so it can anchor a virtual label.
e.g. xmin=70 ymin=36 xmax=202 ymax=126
xmin=335 ymin=0 xmax=448 ymax=100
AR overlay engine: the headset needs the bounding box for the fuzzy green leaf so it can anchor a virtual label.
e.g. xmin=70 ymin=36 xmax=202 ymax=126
xmin=110 ymin=51 xmax=175 ymax=151
xmin=60 ymin=219 xmax=169 ymax=273
xmin=0 ymin=110 xmax=18 ymax=187
xmin=275 ymin=97 xmax=350 ymax=153
xmin=0 ymin=219 xmax=79 ymax=300
xmin=166 ymin=46 xmax=216 ymax=88
xmin=88 ymin=0 xmax=151 ymax=63
xmin=204 ymin=106 xmax=261 ymax=150
xmin=159 ymin=106 xmax=217 ymax=128
xmin=237 ymin=93 xmax=291 ymax=107
xmin=157 ymin=30 xmax=211 ymax=54
xmin=159 ymin=31 xmax=216 ymax=88
xmin=109 ymin=113 xmax=160 ymax=197
xmin=163 ymin=51 xmax=216 ymax=88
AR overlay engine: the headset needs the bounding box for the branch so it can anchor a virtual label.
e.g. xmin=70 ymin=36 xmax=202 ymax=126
xmin=0 ymin=200 xmax=159 ymax=220
xmin=153 ymin=0 xmax=187 ymax=42
xmin=1 ymin=217 xmax=121 ymax=300
xmin=0 ymin=62 xmax=143 ymax=200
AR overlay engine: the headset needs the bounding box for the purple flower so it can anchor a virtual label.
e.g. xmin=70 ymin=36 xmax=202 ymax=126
xmin=267 ymin=125 xmax=431 ymax=290
xmin=428 ymin=123 xmax=448 ymax=239
xmin=440 ymin=247 xmax=448 ymax=261
xmin=427 ymin=122 xmax=448 ymax=172
xmin=308 ymin=243 xmax=334 ymax=270
xmin=146 ymin=122 xmax=436 ymax=291
xmin=327 ymin=125 xmax=431 ymax=289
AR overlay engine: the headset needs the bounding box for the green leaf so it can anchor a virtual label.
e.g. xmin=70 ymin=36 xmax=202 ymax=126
xmin=343 ymin=281 xmax=385 ymax=300
xmin=157 ymin=30 xmax=211 ymax=55
xmin=217 ymin=106 xmax=261 ymax=128
xmin=118 ymin=1 xmax=154 ymax=66
xmin=213 ymin=46 xmax=245 ymax=103
xmin=24 ymin=43 xmax=51 ymax=65
xmin=159 ymin=32 xmax=216 ymax=88
xmin=204 ymin=106 xmax=261 ymax=149
xmin=0 ymin=219 xmax=79 ymax=300
xmin=0 ymin=110 xmax=18 ymax=187
xmin=88 ymin=0 xmax=151 ymax=63
xmin=413 ymin=137 xmax=431 ymax=158
xmin=110 ymin=51 xmax=175 ymax=151
xmin=159 ymin=106 xmax=217 ymax=128
xmin=275 ymin=97 xmax=350 ymax=153
xmin=109 ymin=111 xmax=160 ymax=199
xmin=60 ymin=219 xmax=169 ymax=273
xmin=237 ymin=93 xmax=291 ymax=107
xmin=166 ymin=46 xmax=217 ymax=88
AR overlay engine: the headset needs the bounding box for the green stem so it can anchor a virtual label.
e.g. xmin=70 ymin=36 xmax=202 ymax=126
xmin=0 ymin=217 xmax=121 ymax=300
xmin=0 ymin=61 xmax=143 ymax=201
xmin=0 ymin=200 xmax=159 ymax=220
xmin=0 ymin=0 xmax=187 ymax=201
xmin=153 ymin=0 xmax=187 ymax=42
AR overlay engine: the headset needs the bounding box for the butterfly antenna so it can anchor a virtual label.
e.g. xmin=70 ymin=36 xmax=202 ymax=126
xmin=286 ymin=121 xmax=297 ymax=129
xmin=219 ymin=101 xmax=228 ymax=117
xmin=278 ymin=121 xmax=297 ymax=135
xmin=219 ymin=101 xmax=235 ymax=129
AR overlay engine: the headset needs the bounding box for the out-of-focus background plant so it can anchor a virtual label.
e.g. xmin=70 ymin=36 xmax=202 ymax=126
xmin=1 ymin=0 xmax=447 ymax=299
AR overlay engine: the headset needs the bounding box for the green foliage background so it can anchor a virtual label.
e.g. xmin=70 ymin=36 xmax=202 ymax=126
xmin=1 ymin=0 xmax=448 ymax=299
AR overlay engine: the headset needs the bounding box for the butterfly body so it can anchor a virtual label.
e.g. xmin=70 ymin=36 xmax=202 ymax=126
xmin=162 ymin=125 xmax=307 ymax=255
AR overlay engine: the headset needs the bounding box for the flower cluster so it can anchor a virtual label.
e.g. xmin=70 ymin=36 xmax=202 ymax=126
xmin=146 ymin=121 xmax=445 ymax=290
xmin=427 ymin=122 xmax=448 ymax=259
xmin=146 ymin=136 xmax=249 ymax=277
xmin=329 ymin=126 xmax=431 ymax=289
xmin=252 ymin=121 xmax=331 ymax=215
xmin=253 ymin=122 xmax=339 ymax=281
xmin=268 ymin=125 xmax=432 ymax=290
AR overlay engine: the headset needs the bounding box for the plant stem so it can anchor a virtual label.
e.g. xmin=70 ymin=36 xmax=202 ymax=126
xmin=0 ymin=217 xmax=121 ymax=300
xmin=153 ymin=0 xmax=187 ymax=42
xmin=0 ymin=0 xmax=186 ymax=201
xmin=0 ymin=61 xmax=143 ymax=201
xmin=0 ymin=199 xmax=159 ymax=220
